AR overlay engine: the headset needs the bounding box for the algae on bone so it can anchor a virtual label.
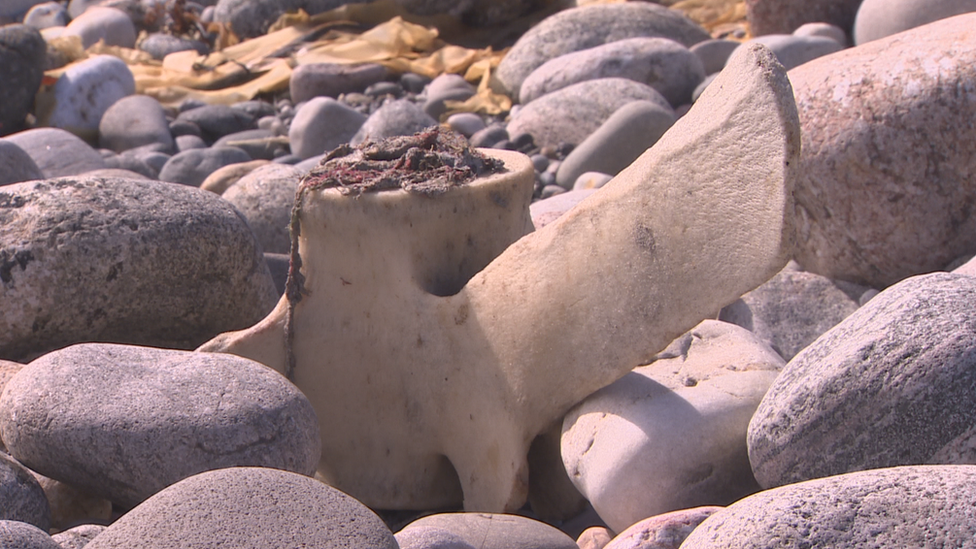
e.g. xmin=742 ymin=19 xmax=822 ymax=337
xmin=199 ymin=43 xmax=800 ymax=513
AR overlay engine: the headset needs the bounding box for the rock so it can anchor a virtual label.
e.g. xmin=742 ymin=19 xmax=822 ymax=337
xmin=746 ymin=0 xmax=864 ymax=36
xmin=748 ymin=272 xmax=976 ymax=488
xmin=736 ymin=34 xmax=844 ymax=70
xmin=681 ymin=465 xmax=976 ymax=548
xmin=520 ymin=38 xmax=705 ymax=108
xmin=395 ymin=526 xmax=476 ymax=549
xmin=52 ymin=524 xmax=106 ymax=549
xmin=98 ymin=95 xmax=175 ymax=154
xmin=199 ymin=159 xmax=269 ymax=194
xmin=690 ymin=39 xmax=741 ymax=75
xmin=42 ymin=55 xmax=135 ymax=140
xmin=350 ymin=99 xmax=438 ymax=146
xmin=288 ymin=97 xmax=367 ymax=159
xmin=604 ymin=507 xmax=722 ymax=549
xmin=175 ymin=134 xmax=207 ymax=152
xmin=424 ymin=74 xmax=476 ymax=120
xmin=790 ymin=13 xmax=976 ymax=287
xmin=212 ymin=0 xmax=302 ymax=39
xmin=289 ymin=62 xmax=388 ymax=104
xmin=213 ymin=129 xmax=283 ymax=160
xmin=394 ymin=0 xmax=539 ymax=26
xmin=446 ymin=113 xmax=485 ymax=137
xmin=793 ymin=22 xmax=848 ymax=45
xmin=399 ymin=513 xmax=578 ymax=549
xmin=24 ymin=2 xmax=68 ymax=30
xmin=0 ymin=141 xmax=44 ymax=186
xmin=526 ymin=421 xmax=588 ymax=523
xmin=853 ymin=0 xmax=976 ymax=44
xmin=0 ymin=520 xmax=61 ymax=549
xmin=82 ymin=467 xmax=397 ymax=549
xmin=63 ymin=6 xmax=136 ymax=48
xmin=66 ymin=0 xmax=103 ymax=18
xmin=719 ymin=269 xmax=865 ymax=360
xmin=555 ymin=100 xmax=674 ymax=189
xmin=571 ymin=172 xmax=613 ymax=191
xmin=1 ymin=343 xmax=320 ymax=508
xmin=222 ymin=163 xmax=302 ymax=254
xmin=0 ymin=25 xmax=46 ymax=136
xmin=494 ymin=3 xmax=711 ymax=98
xmin=158 ymin=146 xmax=252 ymax=186
xmin=0 ymin=0 xmax=50 ymax=18
xmin=199 ymin=44 xmax=798 ymax=512
xmin=507 ymin=78 xmax=672 ymax=150
xmin=562 ymin=320 xmax=783 ymax=533
xmin=0 ymin=177 xmax=278 ymax=362
xmin=137 ymin=32 xmax=208 ymax=59
xmin=174 ymin=104 xmax=256 ymax=143
xmin=529 ymin=188 xmax=596 ymax=229
xmin=28 ymin=473 xmax=112 ymax=531
xmin=4 ymin=128 xmax=107 ymax=177
xmin=0 ymin=360 xmax=22 ymax=394
xmin=577 ymin=527 xmax=613 ymax=549
xmin=0 ymin=452 xmax=50 ymax=530
xmin=468 ymin=124 xmax=508 ymax=148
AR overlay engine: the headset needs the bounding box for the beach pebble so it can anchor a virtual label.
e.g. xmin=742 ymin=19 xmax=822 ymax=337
xmin=137 ymin=32 xmax=209 ymax=59
xmin=423 ymin=74 xmax=476 ymax=120
xmin=67 ymin=0 xmax=103 ymax=18
xmin=494 ymin=3 xmax=710 ymax=97
xmin=0 ymin=452 xmax=50 ymax=530
xmin=399 ymin=513 xmax=578 ymax=549
xmin=213 ymin=129 xmax=282 ymax=160
xmin=44 ymin=54 xmax=135 ymax=139
xmin=23 ymin=1 xmax=68 ymax=29
xmin=290 ymin=62 xmax=389 ymax=104
xmin=52 ymin=524 xmax=106 ymax=549
xmin=577 ymin=527 xmax=613 ymax=549
xmin=469 ymin=124 xmax=509 ymax=148
xmin=520 ymin=38 xmax=705 ymax=108
xmin=0 ymin=25 xmax=46 ymax=136
xmin=0 ymin=343 xmax=320 ymax=507
xmin=0 ymin=520 xmax=61 ymax=549
xmin=158 ymin=146 xmax=252 ymax=186
xmin=222 ymin=163 xmax=303 ymax=254
xmin=446 ymin=113 xmax=485 ymax=137
xmin=82 ymin=467 xmax=397 ymax=549
xmin=508 ymin=78 xmax=672 ymax=150
xmin=556 ymin=100 xmax=674 ymax=189
xmin=0 ymin=141 xmax=44 ymax=186
xmin=1 ymin=0 xmax=50 ymax=18
xmin=690 ymin=39 xmax=741 ymax=75
xmin=395 ymin=527 xmax=476 ymax=549
xmin=4 ymin=127 xmax=107 ymax=177
xmin=212 ymin=0 xmax=304 ymax=39
xmin=529 ymin=188 xmax=596 ymax=229
xmin=98 ymin=94 xmax=175 ymax=154
xmin=792 ymin=22 xmax=848 ymax=45
xmin=681 ymin=465 xmax=976 ymax=547
xmin=571 ymin=172 xmax=613 ymax=191
xmin=288 ymin=97 xmax=367 ymax=159
xmin=350 ymin=99 xmax=438 ymax=146
xmin=199 ymin=159 xmax=269 ymax=194
xmin=604 ymin=507 xmax=722 ymax=549
xmin=175 ymin=133 xmax=207 ymax=151
xmin=63 ymin=6 xmax=136 ymax=49
xmin=174 ymin=104 xmax=257 ymax=143
xmin=746 ymin=0 xmax=863 ymax=36
xmin=0 ymin=177 xmax=278 ymax=362
xmin=562 ymin=320 xmax=782 ymax=533
xmin=734 ymin=34 xmax=843 ymax=70
xmin=853 ymin=0 xmax=976 ymax=44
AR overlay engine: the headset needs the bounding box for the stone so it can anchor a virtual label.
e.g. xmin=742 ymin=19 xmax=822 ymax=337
xmin=0 ymin=452 xmax=50 ymax=530
xmin=24 ymin=2 xmax=68 ymax=30
xmin=748 ymin=272 xmax=976 ymax=489
xmin=520 ymin=38 xmax=706 ymax=108
xmin=736 ymin=34 xmax=843 ymax=70
xmin=4 ymin=128 xmax=107 ymax=177
xmin=572 ymin=172 xmax=613 ymax=191
xmin=680 ymin=465 xmax=976 ymax=548
xmin=507 ymin=78 xmax=672 ymax=150
xmin=555 ymin=101 xmax=675 ymax=189
xmin=98 ymin=95 xmax=175 ymax=154
xmin=394 ymin=0 xmax=539 ymax=26
xmin=494 ymin=3 xmax=711 ymax=98
xmin=719 ymin=269 xmax=865 ymax=360
xmin=137 ymin=33 xmax=208 ymax=60
xmin=0 ymin=177 xmax=278 ymax=362
xmin=0 ymin=0 xmax=50 ymax=18
xmin=199 ymin=159 xmax=269 ymax=194
xmin=446 ymin=113 xmax=485 ymax=138
xmin=399 ymin=513 xmax=578 ymax=549
xmin=42 ymin=55 xmax=135 ymax=140
xmin=0 ymin=520 xmax=61 ymax=549
xmin=604 ymin=507 xmax=722 ymax=549
xmin=1 ymin=343 xmax=320 ymax=508
xmin=289 ymin=63 xmax=388 ymax=104
xmin=222 ymin=163 xmax=303 ymax=254
xmin=158 ymin=146 xmax=252 ymax=186
xmin=175 ymin=134 xmax=207 ymax=152
xmin=289 ymin=97 xmax=367 ymax=159
xmin=793 ymin=22 xmax=848 ymax=45
xmin=212 ymin=129 xmax=283 ymax=160
xmin=562 ymin=320 xmax=783 ymax=533
xmin=200 ymin=44 xmax=799 ymax=512
xmin=529 ymin=188 xmax=596 ymax=229
xmin=423 ymin=74 xmax=476 ymax=120
xmin=52 ymin=524 xmax=106 ymax=549
xmin=526 ymin=421 xmax=588 ymax=523
xmin=232 ymin=100 xmax=276 ymax=120
xmin=83 ymin=467 xmax=396 ymax=549
xmin=746 ymin=0 xmax=864 ymax=36
xmin=0 ymin=360 xmax=22 ymax=394
xmin=853 ymin=0 xmax=976 ymax=45
xmin=578 ymin=527 xmax=613 ymax=549
xmin=0 ymin=25 xmax=46 ymax=136
xmin=350 ymin=99 xmax=438 ymax=147
xmin=468 ymin=124 xmax=508 ymax=148
xmin=67 ymin=0 xmax=104 ymax=18
xmin=395 ymin=527 xmax=476 ymax=549
xmin=790 ymin=13 xmax=976 ymax=288
xmin=28 ymin=472 xmax=112 ymax=531
xmin=63 ymin=6 xmax=136 ymax=49
xmin=0 ymin=140 xmax=44 ymax=186
xmin=690 ymin=39 xmax=741 ymax=75
xmin=174 ymin=104 xmax=256 ymax=143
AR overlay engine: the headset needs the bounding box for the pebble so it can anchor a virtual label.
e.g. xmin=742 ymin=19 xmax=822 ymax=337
xmin=174 ymin=103 xmax=256 ymax=143
xmin=213 ymin=128 xmax=283 ymax=160
xmin=571 ymin=171 xmax=613 ymax=191
xmin=350 ymin=98 xmax=438 ymax=146
xmin=735 ymin=34 xmax=843 ymax=70
xmin=746 ymin=0 xmax=863 ymax=36
xmin=52 ymin=524 xmax=107 ymax=549
xmin=423 ymin=73 xmax=476 ymax=119
xmin=399 ymin=513 xmax=578 ymax=549
xmin=103 ymin=153 xmax=157 ymax=179
xmin=199 ymin=158 xmax=269 ymax=194
xmin=98 ymin=94 xmax=176 ymax=153
xmin=44 ymin=54 xmax=136 ymax=139
xmin=23 ymin=1 xmax=68 ymax=30
xmin=0 ymin=25 xmax=46 ymax=136
xmin=792 ymin=21 xmax=848 ymax=45
xmin=0 ymin=140 xmax=44 ymax=185
xmin=690 ymin=39 xmax=742 ymax=75
xmin=0 ymin=452 xmax=50 ymax=530
xmin=0 ymin=520 xmax=61 ymax=549
xmin=289 ymin=62 xmax=389 ymax=104
xmin=138 ymin=32 xmax=209 ymax=59
xmin=1 ymin=0 xmax=50 ymax=19
xmin=446 ymin=112 xmax=485 ymax=137
xmin=853 ymin=0 xmax=976 ymax=44
xmin=28 ymin=471 xmax=112 ymax=531
xmin=395 ymin=526 xmax=476 ymax=549
xmin=604 ymin=507 xmax=722 ymax=549
xmin=4 ymin=127 xmax=107 ymax=177
xmin=221 ymin=163 xmax=302 ymax=254
xmin=157 ymin=146 xmax=252 ymax=186
xmin=64 ymin=6 xmax=137 ymax=49
xmin=288 ymin=96 xmax=367 ymax=159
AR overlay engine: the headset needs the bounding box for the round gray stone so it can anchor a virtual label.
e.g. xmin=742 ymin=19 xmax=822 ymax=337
xmin=736 ymin=34 xmax=844 ymax=70
xmin=98 ymin=95 xmax=175 ymax=154
xmin=83 ymin=467 xmax=397 ymax=549
xmin=158 ymin=146 xmax=252 ymax=186
xmin=174 ymin=104 xmax=257 ymax=143
xmin=52 ymin=524 xmax=106 ymax=549
xmin=288 ymin=97 xmax=367 ymax=159
xmin=222 ymin=163 xmax=302 ymax=254
xmin=0 ymin=343 xmax=320 ymax=508
xmin=24 ymin=2 xmax=69 ymax=29
xmin=0 ymin=25 xmax=46 ymax=136
xmin=395 ymin=527 xmax=475 ymax=549
xmin=43 ymin=54 xmax=136 ymax=139
xmin=745 ymin=0 xmax=863 ymax=36
xmin=0 ymin=141 xmax=43 ymax=186
xmin=399 ymin=513 xmax=577 ymax=549
xmin=289 ymin=63 xmax=389 ymax=104
xmin=853 ymin=0 xmax=976 ymax=45
xmin=137 ymin=32 xmax=209 ymax=60
xmin=690 ymin=39 xmax=741 ymax=75
xmin=350 ymin=99 xmax=438 ymax=146
xmin=0 ymin=520 xmax=61 ymax=549
xmin=0 ymin=452 xmax=50 ymax=530
xmin=4 ymin=127 xmax=107 ymax=178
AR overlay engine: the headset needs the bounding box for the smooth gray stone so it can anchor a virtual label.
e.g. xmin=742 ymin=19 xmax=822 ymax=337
xmin=0 ymin=0 xmax=49 ymax=18
xmin=520 ymin=37 xmax=706 ymax=108
xmin=288 ymin=97 xmax=367 ymax=159
xmin=0 ymin=140 xmax=44 ymax=185
xmin=494 ymin=3 xmax=710 ymax=98
xmin=232 ymin=100 xmax=276 ymax=119
xmin=793 ymin=22 xmax=848 ymax=45
xmin=63 ymin=6 xmax=136 ymax=49
xmin=854 ymin=0 xmax=976 ymax=45
xmin=0 ymin=520 xmax=61 ymax=549
xmin=289 ymin=62 xmax=389 ymax=104
xmin=0 ymin=25 xmax=46 ymax=136
xmin=138 ymin=32 xmax=209 ymax=60
xmin=102 ymin=153 xmax=157 ymax=179
xmin=0 ymin=453 xmax=50 ymax=530
xmin=23 ymin=2 xmax=68 ymax=29
xmin=399 ymin=513 xmax=577 ymax=549
xmin=507 ymin=78 xmax=672 ymax=150
xmin=4 ymin=128 xmax=107 ymax=177
xmin=44 ymin=54 xmax=136 ymax=139
xmin=446 ymin=113 xmax=485 ymax=137
xmin=0 ymin=343 xmax=320 ymax=508
xmin=691 ymin=38 xmax=741 ymax=75
xmin=350 ymin=99 xmax=438 ymax=146
xmin=423 ymin=74 xmax=476 ymax=120
xmin=682 ymin=465 xmax=976 ymax=548
xmin=745 ymin=0 xmax=863 ymax=36
xmin=98 ymin=94 xmax=175 ymax=154
xmin=82 ymin=467 xmax=397 ymax=549
xmin=175 ymin=134 xmax=207 ymax=151
xmin=396 ymin=527 xmax=476 ymax=549
xmin=748 ymin=273 xmax=976 ymax=489
xmin=222 ymin=163 xmax=302 ymax=254
xmin=175 ymin=104 xmax=256 ymax=143
xmin=52 ymin=524 xmax=106 ymax=549
xmin=158 ymin=146 xmax=251 ymax=186
xmin=213 ymin=129 xmax=282 ymax=160
xmin=0 ymin=177 xmax=278 ymax=362
xmin=529 ymin=188 xmax=596 ymax=229
xmin=555 ymin=100 xmax=674 ymax=189
xmin=733 ymin=34 xmax=843 ymax=70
